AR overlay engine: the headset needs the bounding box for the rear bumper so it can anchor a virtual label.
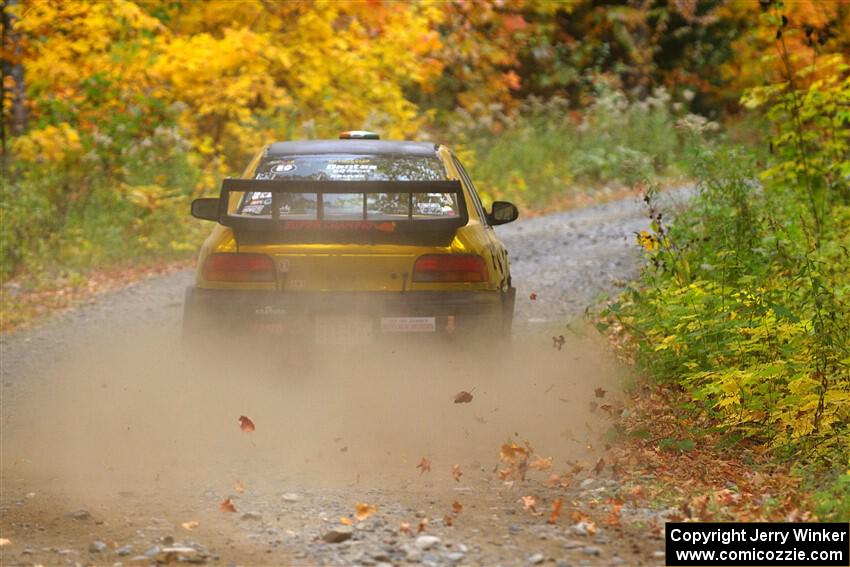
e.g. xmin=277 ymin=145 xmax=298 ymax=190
xmin=184 ymin=286 xmax=515 ymax=340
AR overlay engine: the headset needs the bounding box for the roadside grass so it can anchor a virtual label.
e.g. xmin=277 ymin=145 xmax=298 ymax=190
xmin=450 ymin=88 xmax=712 ymax=211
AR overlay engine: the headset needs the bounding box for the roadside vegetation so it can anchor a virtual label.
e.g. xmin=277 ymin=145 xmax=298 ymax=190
xmin=601 ymin=9 xmax=850 ymax=517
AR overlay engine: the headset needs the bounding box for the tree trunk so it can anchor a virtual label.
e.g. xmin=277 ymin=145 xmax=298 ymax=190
xmin=2 ymin=0 xmax=27 ymax=165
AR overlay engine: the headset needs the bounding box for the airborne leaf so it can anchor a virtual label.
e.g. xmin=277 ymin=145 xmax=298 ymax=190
xmin=451 ymin=464 xmax=463 ymax=482
xmin=453 ymin=390 xmax=474 ymax=403
xmin=355 ymin=502 xmax=378 ymax=521
xmin=417 ymin=457 xmax=431 ymax=473
xmin=238 ymin=415 xmax=255 ymax=433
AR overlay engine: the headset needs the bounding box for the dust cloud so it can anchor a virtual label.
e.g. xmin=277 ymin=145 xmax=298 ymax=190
xmin=2 ymin=325 xmax=628 ymax=507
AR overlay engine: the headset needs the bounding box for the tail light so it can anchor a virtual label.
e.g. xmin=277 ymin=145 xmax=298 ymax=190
xmin=203 ymin=253 xmax=276 ymax=282
xmin=413 ymin=254 xmax=488 ymax=283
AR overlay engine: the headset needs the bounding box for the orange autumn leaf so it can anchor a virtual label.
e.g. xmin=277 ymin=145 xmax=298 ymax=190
xmin=529 ymin=456 xmax=553 ymax=471
xmin=548 ymin=498 xmax=563 ymax=524
xmin=451 ymin=464 xmax=463 ymax=482
xmin=521 ymin=495 xmax=537 ymax=512
xmin=399 ymin=522 xmax=412 ymax=535
xmin=570 ymin=509 xmax=587 ymax=523
xmin=452 ymin=501 xmax=463 ymax=515
xmin=219 ymin=498 xmax=236 ymax=513
xmin=355 ymin=502 xmax=378 ymax=521
xmin=529 ymin=292 xmax=537 ymax=300
xmin=606 ymin=504 xmax=622 ymax=527
xmin=238 ymin=415 xmax=255 ymax=433
xmin=443 ymin=514 xmax=454 ymax=526
xmin=499 ymin=442 xmax=527 ymax=463
xmin=417 ymin=457 xmax=431 ymax=473
xmin=339 ymin=516 xmax=353 ymax=526
xmin=234 ymin=480 xmax=245 ymax=493
xmin=417 ymin=517 xmax=428 ymax=533
xmin=594 ymin=387 xmax=607 ymax=398
xmin=181 ymin=520 xmax=200 ymax=530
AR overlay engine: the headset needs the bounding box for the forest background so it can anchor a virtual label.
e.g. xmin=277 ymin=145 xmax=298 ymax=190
xmin=1 ymin=0 xmax=849 ymax=516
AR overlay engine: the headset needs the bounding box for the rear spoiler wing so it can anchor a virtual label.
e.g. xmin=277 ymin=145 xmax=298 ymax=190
xmin=191 ymin=178 xmax=468 ymax=245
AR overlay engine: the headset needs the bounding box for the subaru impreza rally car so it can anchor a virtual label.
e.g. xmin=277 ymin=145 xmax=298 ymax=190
xmin=184 ymin=131 xmax=518 ymax=345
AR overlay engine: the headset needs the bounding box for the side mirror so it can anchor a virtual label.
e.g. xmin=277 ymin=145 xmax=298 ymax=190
xmin=191 ymin=198 xmax=220 ymax=222
xmin=487 ymin=201 xmax=519 ymax=225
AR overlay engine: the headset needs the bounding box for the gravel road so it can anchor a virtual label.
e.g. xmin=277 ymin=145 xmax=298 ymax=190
xmin=0 ymin=190 xmax=690 ymax=567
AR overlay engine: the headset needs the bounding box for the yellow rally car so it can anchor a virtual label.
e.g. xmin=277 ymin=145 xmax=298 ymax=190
xmin=184 ymin=132 xmax=518 ymax=345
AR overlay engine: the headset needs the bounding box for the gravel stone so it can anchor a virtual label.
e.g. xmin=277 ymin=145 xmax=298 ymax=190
xmin=322 ymin=525 xmax=353 ymax=543
xmin=88 ymin=540 xmax=108 ymax=553
xmin=415 ymin=535 xmax=441 ymax=550
xmin=582 ymin=546 xmax=601 ymax=556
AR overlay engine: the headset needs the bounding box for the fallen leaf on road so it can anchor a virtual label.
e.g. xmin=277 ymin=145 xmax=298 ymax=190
xmin=594 ymin=387 xmax=607 ymax=398
xmin=452 ymin=501 xmax=463 ymax=515
xmin=234 ymin=480 xmax=245 ymax=493
xmin=552 ymin=335 xmax=565 ymax=350
xmin=417 ymin=517 xmax=428 ymax=533
xmin=627 ymin=485 xmax=645 ymax=501
xmin=443 ymin=514 xmax=454 ymax=526
xmin=219 ymin=498 xmax=236 ymax=513
xmin=355 ymin=503 xmax=377 ymax=521
xmin=529 ymin=292 xmax=537 ymax=300
xmin=548 ymin=498 xmax=563 ymax=524
xmin=453 ymin=390 xmax=474 ymax=404
xmin=521 ymin=495 xmax=537 ymax=512
xmin=606 ymin=504 xmax=622 ymax=526
xmin=417 ymin=457 xmax=431 ymax=473
xmin=238 ymin=415 xmax=255 ymax=433
xmin=181 ymin=521 xmax=200 ymax=531
xmin=451 ymin=464 xmax=463 ymax=482
xmin=399 ymin=522 xmax=412 ymax=535
xmin=0 ymin=538 xmax=10 ymax=546
xmin=339 ymin=516 xmax=352 ymax=526
xmin=529 ymin=456 xmax=553 ymax=471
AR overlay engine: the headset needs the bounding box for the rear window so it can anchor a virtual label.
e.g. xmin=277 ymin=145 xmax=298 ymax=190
xmin=236 ymin=154 xmax=458 ymax=220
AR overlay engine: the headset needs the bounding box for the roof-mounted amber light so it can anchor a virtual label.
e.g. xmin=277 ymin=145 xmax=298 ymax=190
xmin=339 ymin=130 xmax=380 ymax=140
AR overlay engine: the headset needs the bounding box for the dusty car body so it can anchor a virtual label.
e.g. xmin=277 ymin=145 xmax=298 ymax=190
xmin=184 ymin=134 xmax=518 ymax=345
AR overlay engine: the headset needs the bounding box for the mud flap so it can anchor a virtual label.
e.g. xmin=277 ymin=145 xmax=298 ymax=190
xmin=502 ymin=287 xmax=516 ymax=339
